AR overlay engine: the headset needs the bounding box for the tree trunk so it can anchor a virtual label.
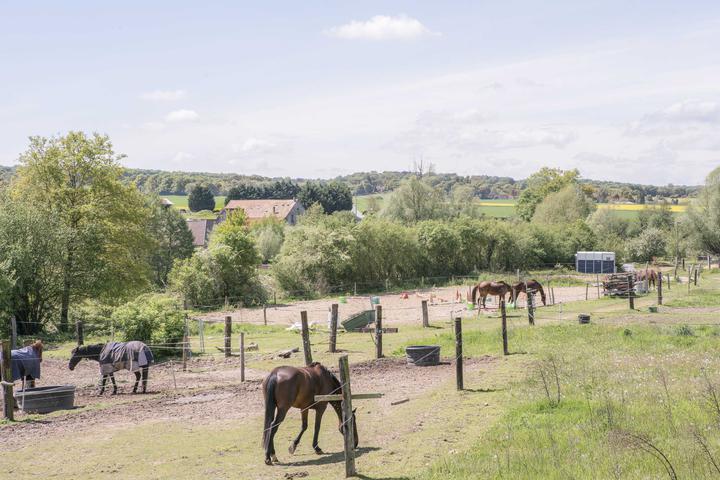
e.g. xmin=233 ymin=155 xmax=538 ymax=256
xmin=60 ymin=250 xmax=74 ymax=333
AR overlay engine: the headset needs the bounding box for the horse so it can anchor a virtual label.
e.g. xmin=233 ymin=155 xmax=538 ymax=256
xmin=471 ymin=280 xmax=512 ymax=309
xmin=68 ymin=341 xmax=153 ymax=395
xmin=512 ymin=279 xmax=547 ymax=306
xmin=262 ymin=362 xmax=358 ymax=466
xmin=636 ymin=269 xmax=657 ymax=288
xmin=2 ymin=340 xmax=43 ymax=388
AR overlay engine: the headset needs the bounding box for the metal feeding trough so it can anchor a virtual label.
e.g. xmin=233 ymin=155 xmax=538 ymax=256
xmin=406 ymin=345 xmax=441 ymax=366
xmin=14 ymin=385 xmax=75 ymax=413
xmin=578 ymin=314 xmax=591 ymax=324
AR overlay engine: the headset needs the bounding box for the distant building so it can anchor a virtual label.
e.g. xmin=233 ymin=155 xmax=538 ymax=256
xmin=219 ymin=199 xmax=304 ymax=225
xmin=186 ymin=219 xmax=214 ymax=247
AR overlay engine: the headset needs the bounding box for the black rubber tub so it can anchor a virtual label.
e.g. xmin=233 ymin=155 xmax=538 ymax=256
xmin=406 ymin=345 xmax=441 ymax=366
xmin=578 ymin=314 xmax=591 ymax=324
xmin=14 ymin=385 xmax=75 ymax=413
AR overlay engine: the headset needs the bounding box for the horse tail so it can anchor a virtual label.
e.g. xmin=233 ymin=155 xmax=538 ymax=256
xmin=471 ymin=284 xmax=478 ymax=304
xmin=262 ymin=372 xmax=278 ymax=450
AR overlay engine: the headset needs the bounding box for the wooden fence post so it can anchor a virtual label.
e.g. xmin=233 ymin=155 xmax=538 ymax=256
xmin=585 ymin=283 xmax=589 ymax=301
xmin=667 ymin=273 xmax=671 ymax=290
xmin=224 ymin=316 xmax=232 ymax=358
xmin=500 ymin=299 xmax=509 ymax=356
xmin=454 ymin=318 xmax=463 ymax=391
xmin=682 ymin=257 xmax=685 ymax=270
xmin=657 ymin=271 xmax=663 ymax=306
xmin=330 ymin=304 xmax=339 ymax=353
xmin=240 ymin=332 xmax=245 ymax=382
xmin=198 ymin=319 xmax=205 ymax=354
xmin=301 ymin=311 xmax=312 ymax=365
xmin=375 ymin=306 xmax=383 ymax=359
xmin=263 ymin=305 xmax=267 ymax=326
xmin=338 ymin=355 xmax=356 ymax=477
xmin=627 ymin=275 xmax=634 ymax=310
xmin=10 ymin=316 xmax=17 ymax=350
xmin=709 ymin=255 xmax=712 ymax=269
xmin=75 ymin=320 xmax=84 ymax=346
xmin=688 ymin=267 xmax=691 ymax=294
xmin=1 ymin=340 xmax=13 ymax=421
xmin=694 ymin=267 xmax=699 ymax=286
xmin=596 ymin=274 xmax=600 ymax=299
xmin=273 ymin=292 xmax=277 ymax=306
xmin=421 ymin=300 xmax=429 ymax=328
xmin=527 ymin=292 xmax=535 ymax=326
xmin=354 ymin=282 xmax=357 ymax=296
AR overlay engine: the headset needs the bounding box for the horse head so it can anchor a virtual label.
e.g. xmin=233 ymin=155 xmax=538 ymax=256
xmin=339 ymin=407 xmax=359 ymax=449
xmin=68 ymin=343 xmax=103 ymax=370
xmin=31 ymin=340 xmax=43 ymax=362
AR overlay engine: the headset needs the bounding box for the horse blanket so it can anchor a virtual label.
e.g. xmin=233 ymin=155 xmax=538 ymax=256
xmin=10 ymin=346 xmax=41 ymax=381
xmin=99 ymin=341 xmax=154 ymax=375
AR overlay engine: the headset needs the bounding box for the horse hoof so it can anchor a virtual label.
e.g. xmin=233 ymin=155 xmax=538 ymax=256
xmin=271 ymin=454 xmax=279 ymax=463
xmin=314 ymin=447 xmax=324 ymax=455
xmin=288 ymin=444 xmax=296 ymax=455
xmin=265 ymin=458 xmax=273 ymax=466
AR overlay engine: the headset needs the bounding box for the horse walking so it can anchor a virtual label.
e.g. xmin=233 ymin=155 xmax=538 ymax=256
xmin=637 ymin=269 xmax=657 ymax=289
xmin=262 ymin=362 xmax=358 ymax=466
xmin=512 ymin=279 xmax=547 ymax=306
xmin=471 ymin=280 xmax=512 ymax=309
xmin=68 ymin=341 xmax=153 ymax=395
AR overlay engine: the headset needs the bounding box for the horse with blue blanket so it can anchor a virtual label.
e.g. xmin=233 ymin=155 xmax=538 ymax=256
xmin=68 ymin=341 xmax=153 ymax=395
xmin=1 ymin=340 xmax=44 ymax=388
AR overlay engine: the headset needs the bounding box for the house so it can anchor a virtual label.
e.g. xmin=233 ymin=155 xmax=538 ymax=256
xmin=186 ymin=219 xmax=214 ymax=247
xmin=219 ymin=199 xmax=304 ymax=225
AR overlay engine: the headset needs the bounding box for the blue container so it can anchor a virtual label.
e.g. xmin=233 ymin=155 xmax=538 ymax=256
xmin=371 ymin=296 xmax=381 ymax=305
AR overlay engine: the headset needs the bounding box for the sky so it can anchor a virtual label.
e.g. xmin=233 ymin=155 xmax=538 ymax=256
xmin=1 ymin=1 xmax=720 ymax=184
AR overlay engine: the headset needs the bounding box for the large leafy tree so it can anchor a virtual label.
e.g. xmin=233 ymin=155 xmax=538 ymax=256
xmin=298 ymin=181 xmax=352 ymax=213
xmin=12 ymin=132 xmax=153 ymax=331
xmin=188 ymin=184 xmax=215 ymax=212
xmin=381 ymin=177 xmax=449 ymax=222
xmin=148 ymin=199 xmax=195 ymax=287
xmin=516 ymin=168 xmax=580 ymax=221
xmin=532 ymin=184 xmax=596 ymax=224
xmin=687 ymin=167 xmax=720 ymax=256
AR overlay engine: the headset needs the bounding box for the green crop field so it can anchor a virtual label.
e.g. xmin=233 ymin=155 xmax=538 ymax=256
xmin=163 ymin=195 xmax=226 ymax=210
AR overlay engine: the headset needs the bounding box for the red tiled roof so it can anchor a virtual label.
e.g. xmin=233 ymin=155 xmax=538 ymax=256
xmin=186 ymin=219 xmax=214 ymax=247
xmin=224 ymin=199 xmax=299 ymax=220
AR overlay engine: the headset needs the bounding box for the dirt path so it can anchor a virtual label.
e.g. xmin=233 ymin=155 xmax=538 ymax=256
xmin=199 ymin=286 xmax=588 ymax=327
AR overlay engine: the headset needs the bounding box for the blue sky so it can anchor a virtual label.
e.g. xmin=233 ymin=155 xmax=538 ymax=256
xmin=1 ymin=1 xmax=719 ymax=184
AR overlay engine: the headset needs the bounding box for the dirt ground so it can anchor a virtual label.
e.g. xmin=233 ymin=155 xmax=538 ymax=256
xmin=200 ymin=285 xmax=588 ymax=327
xmin=1 ymin=355 xmax=495 ymax=454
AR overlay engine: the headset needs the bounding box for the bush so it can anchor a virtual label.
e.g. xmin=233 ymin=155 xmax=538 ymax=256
xmin=111 ymin=294 xmax=186 ymax=355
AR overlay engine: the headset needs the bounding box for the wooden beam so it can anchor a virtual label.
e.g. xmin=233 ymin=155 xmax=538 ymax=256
xmin=351 ymin=327 xmax=398 ymax=333
xmin=314 ymin=393 xmax=384 ymax=402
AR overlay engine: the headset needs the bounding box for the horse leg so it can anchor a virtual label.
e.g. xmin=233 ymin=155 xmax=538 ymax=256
xmin=289 ymin=409 xmax=308 ymax=454
xmin=141 ymin=367 xmax=149 ymax=393
xmin=268 ymin=407 xmax=288 ymax=464
xmin=132 ymin=371 xmax=140 ymax=393
xmin=99 ymin=375 xmax=107 ymax=395
xmin=109 ymin=373 xmax=117 ymax=395
xmin=312 ymin=405 xmax=327 ymax=454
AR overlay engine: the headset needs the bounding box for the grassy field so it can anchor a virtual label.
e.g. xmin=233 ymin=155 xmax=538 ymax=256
xmin=163 ymin=194 xmax=226 ymax=210
xmin=355 ymin=194 xmax=687 ymax=219
xmin=6 ymin=271 xmax=720 ymax=478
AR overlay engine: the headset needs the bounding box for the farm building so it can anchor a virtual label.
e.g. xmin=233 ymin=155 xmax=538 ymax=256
xmin=186 ymin=219 xmax=214 ymax=247
xmin=219 ymin=199 xmax=304 ymax=225
xmin=576 ymin=251 xmax=616 ymax=274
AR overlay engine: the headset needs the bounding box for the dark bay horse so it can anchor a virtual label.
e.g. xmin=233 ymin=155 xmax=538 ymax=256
xmin=636 ymin=269 xmax=657 ymax=288
xmin=471 ymin=280 xmax=512 ymax=309
xmin=512 ymin=279 xmax=547 ymax=306
xmin=68 ymin=342 xmax=153 ymax=395
xmin=262 ymin=362 xmax=358 ymax=466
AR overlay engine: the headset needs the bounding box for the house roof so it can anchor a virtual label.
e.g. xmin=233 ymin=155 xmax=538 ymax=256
xmin=160 ymin=198 xmax=174 ymax=206
xmin=186 ymin=219 xmax=214 ymax=247
xmin=224 ymin=199 xmax=299 ymax=221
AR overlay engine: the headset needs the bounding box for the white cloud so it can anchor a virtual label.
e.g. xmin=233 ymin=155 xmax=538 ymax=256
xmin=164 ymin=109 xmax=199 ymax=122
xmin=232 ymin=137 xmax=277 ymax=154
xmin=140 ymin=89 xmax=187 ymax=101
xmin=325 ymin=15 xmax=437 ymax=41
xmin=628 ymin=100 xmax=720 ymax=135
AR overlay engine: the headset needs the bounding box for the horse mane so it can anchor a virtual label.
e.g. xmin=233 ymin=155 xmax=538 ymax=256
xmin=308 ymin=362 xmax=342 ymax=390
xmin=31 ymin=340 xmax=43 ymax=360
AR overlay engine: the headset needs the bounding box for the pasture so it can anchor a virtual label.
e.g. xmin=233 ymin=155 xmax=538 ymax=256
xmin=3 ymin=270 xmax=720 ymax=479
xmin=163 ymin=195 xmax=226 ymax=211
xmin=354 ymin=194 xmax=687 ymax=219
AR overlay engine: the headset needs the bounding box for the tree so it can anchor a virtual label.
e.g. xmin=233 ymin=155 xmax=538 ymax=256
xmin=517 ymin=168 xmax=579 ymax=221
xmin=111 ymin=294 xmax=186 ymax=355
xmin=626 ymin=228 xmax=667 ymax=262
xmin=638 ymin=203 xmax=674 ymax=231
xmin=188 ymin=184 xmax=215 ymax=212
xmin=148 ymin=199 xmax=195 ymax=287
xmin=251 ymin=218 xmax=285 ymax=263
xmin=381 ymin=177 xmax=448 ymax=222
xmin=298 ymin=181 xmax=353 ymax=214
xmin=12 ymin=132 xmax=153 ymax=331
xmin=532 ymin=185 xmax=595 ymax=224
xmin=687 ymin=167 xmax=720 ymax=257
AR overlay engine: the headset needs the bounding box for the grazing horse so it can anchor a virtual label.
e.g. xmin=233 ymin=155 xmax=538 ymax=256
xmin=471 ymin=280 xmax=512 ymax=309
xmin=636 ymin=269 xmax=657 ymax=288
xmin=512 ymin=279 xmax=547 ymax=306
xmin=68 ymin=341 xmax=153 ymax=395
xmin=262 ymin=362 xmax=358 ymax=466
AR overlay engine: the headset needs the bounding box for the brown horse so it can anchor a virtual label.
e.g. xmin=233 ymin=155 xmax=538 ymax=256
xmin=262 ymin=362 xmax=358 ymax=466
xmin=471 ymin=280 xmax=512 ymax=309
xmin=512 ymin=280 xmax=547 ymax=306
xmin=636 ymin=269 xmax=657 ymax=288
